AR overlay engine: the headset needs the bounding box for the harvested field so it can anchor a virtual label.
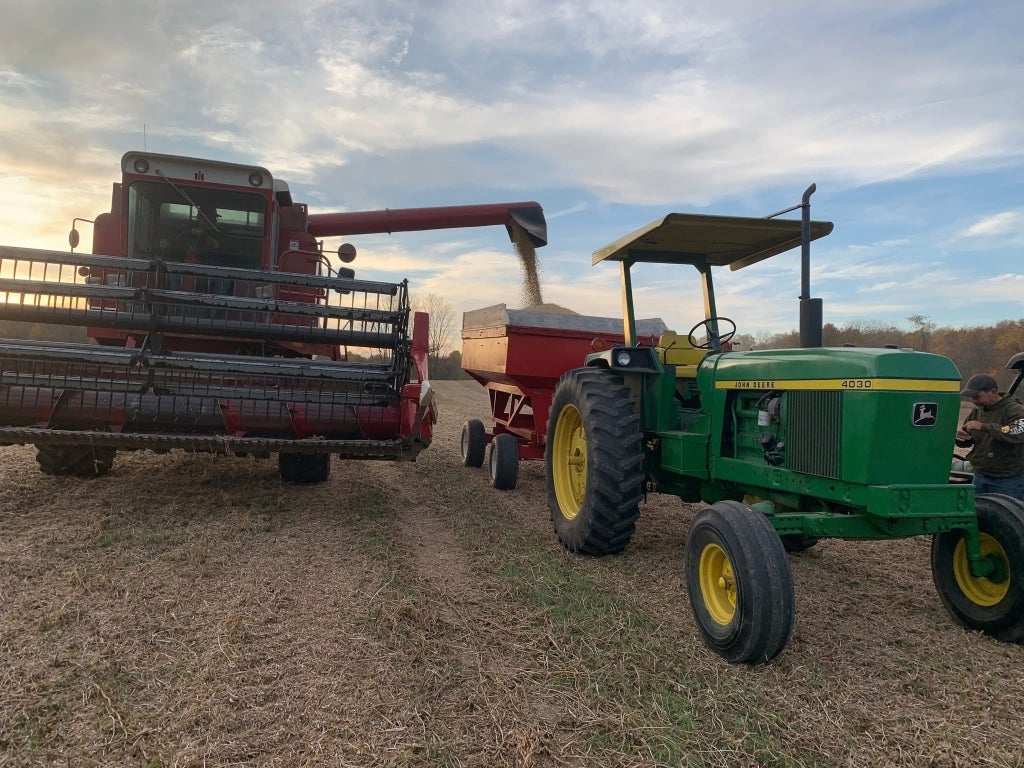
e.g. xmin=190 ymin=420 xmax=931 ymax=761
xmin=1 ymin=380 xmax=1022 ymax=767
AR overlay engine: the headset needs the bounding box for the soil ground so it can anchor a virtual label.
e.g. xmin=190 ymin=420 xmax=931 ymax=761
xmin=1 ymin=381 xmax=1022 ymax=768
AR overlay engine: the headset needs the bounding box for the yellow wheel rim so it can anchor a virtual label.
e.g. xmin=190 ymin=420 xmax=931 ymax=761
xmin=551 ymin=404 xmax=587 ymax=521
xmin=953 ymin=533 xmax=1010 ymax=607
xmin=699 ymin=542 xmax=736 ymax=625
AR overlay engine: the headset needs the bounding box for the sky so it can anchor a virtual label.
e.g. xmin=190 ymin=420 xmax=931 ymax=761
xmin=1 ymin=0 xmax=1022 ymax=345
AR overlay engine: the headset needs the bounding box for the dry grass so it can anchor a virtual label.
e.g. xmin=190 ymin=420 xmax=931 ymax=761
xmin=1 ymin=380 xmax=1022 ymax=767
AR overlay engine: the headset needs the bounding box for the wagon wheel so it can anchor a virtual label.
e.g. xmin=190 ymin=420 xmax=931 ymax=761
xmin=278 ymin=452 xmax=331 ymax=484
xmin=685 ymin=500 xmax=795 ymax=663
xmin=460 ymin=419 xmax=486 ymax=468
xmin=931 ymin=494 xmax=1024 ymax=642
xmin=36 ymin=443 xmax=115 ymax=478
xmin=545 ymin=367 xmax=643 ymax=555
xmin=488 ymin=433 xmax=520 ymax=490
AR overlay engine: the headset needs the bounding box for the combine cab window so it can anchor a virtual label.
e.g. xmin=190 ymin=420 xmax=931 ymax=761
xmin=127 ymin=181 xmax=267 ymax=269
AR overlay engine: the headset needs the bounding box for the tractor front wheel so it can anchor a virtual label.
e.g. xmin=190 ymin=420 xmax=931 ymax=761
xmin=461 ymin=419 xmax=486 ymax=468
xmin=685 ymin=500 xmax=795 ymax=663
xmin=488 ymin=433 xmax=519 ymax=490
xmin=278 ymin=452 xmax=331 ymax=484
xmin=931 ymin=493 xmax=1024 ymax=643
xmin=545 ymin=367 xmax=643 ymax=555
xmin=36 ymin=443 xmax=115 ymax=478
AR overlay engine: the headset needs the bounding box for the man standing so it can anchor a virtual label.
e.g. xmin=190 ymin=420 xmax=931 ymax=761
xmin=956 ymin=373 xmax=1024 ymax=499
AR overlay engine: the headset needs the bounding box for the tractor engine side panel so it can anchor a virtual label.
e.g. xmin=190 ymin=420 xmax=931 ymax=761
xmin=711 ymin=348 xmax=961 ymax=489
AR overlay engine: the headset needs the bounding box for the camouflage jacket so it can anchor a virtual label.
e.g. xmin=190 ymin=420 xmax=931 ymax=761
xmin=959 ymin=395 xmax=1024 ymax=477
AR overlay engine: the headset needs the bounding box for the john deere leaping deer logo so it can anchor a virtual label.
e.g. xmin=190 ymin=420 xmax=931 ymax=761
xmin=912 ymin=402 xmax=937 ymax=427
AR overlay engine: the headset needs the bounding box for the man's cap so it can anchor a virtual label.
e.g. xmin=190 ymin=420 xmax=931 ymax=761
xmin=961 ymin=373 xmax=999 ymax=398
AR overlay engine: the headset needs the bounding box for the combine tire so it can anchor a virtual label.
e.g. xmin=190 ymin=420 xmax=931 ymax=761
xmin=488 ymin=433 xmax=519 ymax=490
xmin=931 ymin=493 xmax=1024 ymax=642
xmin=545 ymin=367 xmax=643 ymax=555
xmin=685 ymin=500 xmax=795 ymax=664
xmin=461 ymin=419 xmax=486 ymax=468
xmin=278 ymin=452 xmax=331 ymax=484
xmin=36 ymin=444 xmax=115 ymax=478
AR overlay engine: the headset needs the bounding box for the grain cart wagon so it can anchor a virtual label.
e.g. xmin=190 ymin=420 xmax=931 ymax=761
xmin=460 ymin=305 xmax=665 ymax=489
xmin=545 ymin=192 xmax=1024 ymax=663
xmin=0 ymin=151 xmax=546 ymax=482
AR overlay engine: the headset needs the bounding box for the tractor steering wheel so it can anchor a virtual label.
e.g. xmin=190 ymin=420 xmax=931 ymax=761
xmin=687 ymin=316 xmax=737 ymax=351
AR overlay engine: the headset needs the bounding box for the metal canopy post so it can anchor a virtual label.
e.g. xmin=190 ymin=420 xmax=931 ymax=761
xmin=620 ymin=260 xmax=636 ymax=346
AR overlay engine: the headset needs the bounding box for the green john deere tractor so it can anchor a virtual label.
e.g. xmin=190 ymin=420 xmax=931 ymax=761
xmin=545 ymin=191 xmax=1024 ymax=664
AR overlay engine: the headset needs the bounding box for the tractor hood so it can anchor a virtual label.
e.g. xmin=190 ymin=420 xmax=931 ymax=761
xmin=709 ymin=347 xmax=961 ymax=390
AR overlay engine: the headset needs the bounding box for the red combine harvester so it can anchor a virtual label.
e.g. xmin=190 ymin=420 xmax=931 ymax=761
xmin=460 ymin=305 xmax=665 ymax=489
xmin=0 ymin=151 xmax=546 ymax=482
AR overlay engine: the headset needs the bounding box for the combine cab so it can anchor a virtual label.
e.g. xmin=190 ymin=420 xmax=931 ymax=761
xmin=0 ymin=151 xmax=546 ymax=481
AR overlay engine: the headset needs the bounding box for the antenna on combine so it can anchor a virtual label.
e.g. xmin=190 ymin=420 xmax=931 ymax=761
xmin=143 ymin=124 xmax=147 ymax=151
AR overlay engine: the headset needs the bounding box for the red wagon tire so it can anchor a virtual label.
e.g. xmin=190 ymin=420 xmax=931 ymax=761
xmin=461 ymin=419 xmax=486 ymax=468
xmin=545 ymin=367 xmax=643 ymax=555
xmin=488 ymin=433 xmax=519 ymax=490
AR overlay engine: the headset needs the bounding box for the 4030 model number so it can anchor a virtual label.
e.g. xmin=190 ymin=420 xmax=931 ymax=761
xmin=841 ymin=379 xmax=872 ymax=389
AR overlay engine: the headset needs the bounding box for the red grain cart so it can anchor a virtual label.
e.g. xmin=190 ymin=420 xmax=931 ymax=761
xmin=460 ymin=304 xmax=665 ymax=489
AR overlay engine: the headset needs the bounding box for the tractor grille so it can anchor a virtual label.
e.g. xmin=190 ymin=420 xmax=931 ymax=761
xmin=786 ymin=390 xmax=842 ymax=479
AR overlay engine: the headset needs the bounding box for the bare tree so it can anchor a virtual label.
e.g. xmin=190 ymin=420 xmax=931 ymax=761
xmin=410 ymin=293 xmax=457 ymax=368
xmin=908 ymin=314 xmax=937 ymax=351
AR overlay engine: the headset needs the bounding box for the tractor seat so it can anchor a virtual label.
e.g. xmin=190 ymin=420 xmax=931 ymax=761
xmin=656 ymin=333 xmax=706 ymax=377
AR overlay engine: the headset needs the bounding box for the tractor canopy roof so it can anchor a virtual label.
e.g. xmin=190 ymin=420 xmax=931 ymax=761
xmin=591 ymin=213 xmax=833 ymax=270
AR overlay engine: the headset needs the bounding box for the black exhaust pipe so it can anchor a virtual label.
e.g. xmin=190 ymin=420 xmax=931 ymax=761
xmin=798 ymin=184 xmax=823 ymax=348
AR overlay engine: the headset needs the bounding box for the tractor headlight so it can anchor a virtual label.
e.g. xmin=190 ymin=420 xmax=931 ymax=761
xmin=616 ymin=351 xmax=631 ymax=367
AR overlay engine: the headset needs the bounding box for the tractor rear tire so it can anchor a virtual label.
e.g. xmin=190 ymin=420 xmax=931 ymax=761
xmin=278 ymin=453 xmax=331 ymax=484
xmin=931 ymin=493 xmax=1024 ymax=643
xmin=685 ymin=500 xmax=795 ymax=664
xmin=545 ymin=367 xmax=643 ymax=555
xmin=461 ymin=419 xmax=486 ymax=468
xmin=36 ymin=444 xmax=115 ymax=478
xmin=488 ymin=433 xmax=519 ymax=490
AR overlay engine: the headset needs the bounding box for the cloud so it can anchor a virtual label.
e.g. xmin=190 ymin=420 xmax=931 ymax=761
xmin=964 ymin=211 xmax=1023 ymax=238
